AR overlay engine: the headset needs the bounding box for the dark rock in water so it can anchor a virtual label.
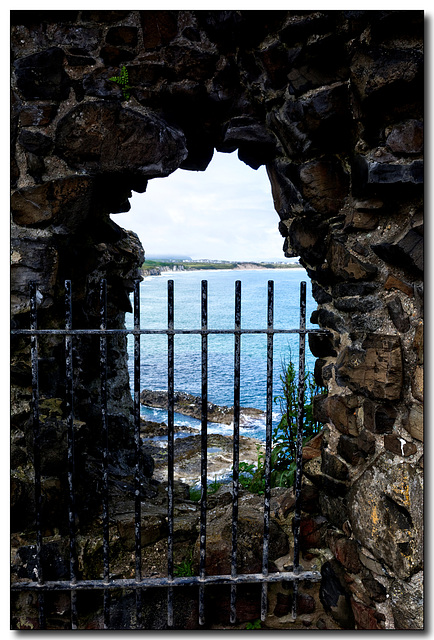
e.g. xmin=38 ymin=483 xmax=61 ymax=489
xmin=140 ymin=418 xmax=198 ymax=438
xmin=140 ymin=389 xmax=265 ymax=425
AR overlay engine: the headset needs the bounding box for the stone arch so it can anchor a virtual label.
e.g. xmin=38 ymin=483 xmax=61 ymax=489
xmin=11 ymin=10 xmax=423 ymax=629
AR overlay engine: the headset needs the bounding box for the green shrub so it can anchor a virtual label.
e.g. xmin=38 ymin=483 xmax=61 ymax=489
xmin=235 ymin=358 xmax=325 ymax=494
xmin=271 ymin=358 xmax=325 ymax=488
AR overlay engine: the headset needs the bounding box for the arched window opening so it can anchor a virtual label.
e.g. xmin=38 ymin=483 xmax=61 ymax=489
xmin=110 ymin=151 xmax=320 ymax=464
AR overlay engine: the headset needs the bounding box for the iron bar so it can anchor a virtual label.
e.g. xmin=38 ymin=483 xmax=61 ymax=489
xmin=230 ymin=280 xmax=241 ymax=625
xmin=292 ymin=281 xmax=307 ymax=620
xmin=13 ymin=278 xmax=328 ymax=627
xmin=99 ymin=280 xmax=110 ymax=629
xmin=29 ymin=282 xmax=45 ymax=629
xmin=199 ymin=280 xmax=208 ymax=626
xmin=12 ymin=570 xmax=321 ymax=592
xmin=261 ymin=281 xmax=274 ymax=622
xmin=133 ymin=280 xmax=142 ymax=628
xmin=65 ymin=281 xmax=78 ymax=629
xmin=167 ymin=280 xmax=175 ymax=628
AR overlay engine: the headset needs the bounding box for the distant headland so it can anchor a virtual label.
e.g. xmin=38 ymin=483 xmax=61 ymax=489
xmin=141 ymin=256 xmax=301 ymax=276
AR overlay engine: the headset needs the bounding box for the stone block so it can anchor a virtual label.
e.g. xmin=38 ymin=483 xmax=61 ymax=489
xmin=412 ymin=322 xmax=423 ymax=364
xmin=386 ymin=119 xmax=423 ymax=155
xmin=335 ymin=295 xmax=381 ymax=313
xmin=357 ymin=156 xmax=423 ymax=185
xmin=288 ymin=215 xmax=329 ymax=265
xmin=14 ymin=47 xmax=71 ymax=101
xmin=390 ymin=571 xmax=423 ymax=629
xmin=83 ymin=67 xmax=132 ymax=99
xmin=116 ymin=512 xmax=167 ymax=550
xmin=351 ymin=600 xmax=385 ymax=630
xmin=278 ymin=81 xmax=352 ymax=154
xmin=327 ymin=532 xmax=362 ymax=573
xmin=200 ymin=503 xmax=288 ymax=575
xmin=320 ymin=561 xmax=355 ymax=629
xmin=328 ymin=241 xmax=377 ymax=282
xmin=311 ymin=281 xmax=332 ymax=303
xmin=308 ymin=332 xmax=336 ymax=358
xmin=314 ymin=358 xmax=327 ymax=387
xmin=55 ymin=101 xmax=188 ymax=177
xmin=384 ymin=274 xmax=414 ymax=297
xmin=411 ymin=365 xmax=423 ymax=402
xmin=19 ymin=104 xmax=59 ymax=127
xmin=344 ymin=210 xmax=379 ymax=231
xmin=11 ymin=176 xmax=93 ymax=228
xmin=221 ymin=116 xmax=277 ymax=169
xmin=404 ymin=403 xmax=423 ymax=442
xmin=336 ymin=335 xmax=403 ymax=401
xmin=337 ymin=435 xmax=363 ymax=465
xmin=361 ymin=576 xmax=387 ymax=603
xmin=26 ymin=153 xmax=45 ymax=183
xmin=326 ymin=395 xmax=359 ymax=436
xmin=321 ymin=451 xmax=349 ymax=482
xmin=312 ymin=393 xmax=328 ymax=423
xmin=265 ymin=159 xmax=306 ymax=219
xmin=332 ymin=282 xmax=378 ymax=297
xmin=302 ymin=446 xmax=322 ymax=462
xmin=350 ymin=47 xmax=421 ymax=103
xmin=139 ymin=10 xmax=178 ymax=48
xmin=106 ymin=26 xmax=138 ymax=47
xmin=348 ymin=453 xmax=423 ymax=579
xmin=356 ymin=430 xmax=376 ymax=456
xmin=384 ymin=434 xmax=417 ymax=457
xmin=386 ymin=296 xmax=410 ymax=333
xmin=300 ymin=484 xmax=319 ymax=513
xmin=373 ymin=228 xmax=423 ymax=275
xmin=299 ymin=515 xmax=327 ymax=550
xmin=363 ymin=400 xmax=397 ymax=434
xmin=299 ymin=157 xmax=349 ymax=215
xmin=19 ymin=130 xmax=53 ymax=156
xmin=100 ymin=45 xmax=136 ymax=67
xmin=273 ymin=591 xmax=315 ymax=617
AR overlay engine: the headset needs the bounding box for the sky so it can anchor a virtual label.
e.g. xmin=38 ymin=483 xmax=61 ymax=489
xmin=112 ymin=151 xmax=295 ymax=263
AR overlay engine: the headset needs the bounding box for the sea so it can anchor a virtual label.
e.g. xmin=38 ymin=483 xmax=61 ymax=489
xmin=125 ymin=268 xmax=317 ymax=442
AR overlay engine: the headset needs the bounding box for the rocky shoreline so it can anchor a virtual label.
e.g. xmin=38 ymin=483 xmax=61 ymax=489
xmin=140 ymin=389 xmax=265 ymax=426
xmin=143 ymin=431 xmax=264 ymax=486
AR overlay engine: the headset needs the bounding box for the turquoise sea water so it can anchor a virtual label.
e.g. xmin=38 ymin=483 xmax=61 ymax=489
xmin=126 ymin=268 xmax=317 ymax=441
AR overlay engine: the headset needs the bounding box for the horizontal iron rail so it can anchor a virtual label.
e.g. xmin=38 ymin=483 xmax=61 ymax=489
xmin=11 ymin=569 xmax=321 ymax=591
xmin=11 ymin=327 xmax=327 ymax=336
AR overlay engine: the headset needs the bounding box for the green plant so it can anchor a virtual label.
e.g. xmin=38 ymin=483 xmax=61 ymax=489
xmin=246 ymin=619 xmax=262 ymax=629
xmin=109 ymin=65 xmax=132 ymax=100
xmin=208 ymin=475 xmax=222 ymax=495
xmin=188 ymin=476 xmax=222 ymax=502
xmin=189 ymin=486 xmax=201 ymax=502
xmin=174 ymin=550 xmax=194 ymax=577
xmin=235 ymin=358 xmax=325 ymax=495
xmin=271 ymin=356 xmax=325 ymax=488
xmin=238 ymin=457 xmax=265 ymax=495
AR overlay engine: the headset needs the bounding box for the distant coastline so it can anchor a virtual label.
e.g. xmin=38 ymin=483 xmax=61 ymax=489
xmin=141 ymin=259 xmax=301 ymax=277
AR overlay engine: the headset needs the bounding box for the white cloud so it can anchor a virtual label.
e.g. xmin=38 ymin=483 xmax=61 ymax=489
xmin=112 ymin=151 xmax=289 ymax=262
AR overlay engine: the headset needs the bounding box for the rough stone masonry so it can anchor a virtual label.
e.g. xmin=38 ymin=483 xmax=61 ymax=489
xmin=11 ymin=10 xmax=423 ymax=629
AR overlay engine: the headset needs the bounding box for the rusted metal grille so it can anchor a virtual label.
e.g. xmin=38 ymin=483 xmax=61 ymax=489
xmin=11 ymin=279 xmax=327 ymax=629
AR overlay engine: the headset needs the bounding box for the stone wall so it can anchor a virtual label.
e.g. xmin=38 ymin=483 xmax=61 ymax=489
xmin=11 ymin=10 xmax=423 ymax=629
